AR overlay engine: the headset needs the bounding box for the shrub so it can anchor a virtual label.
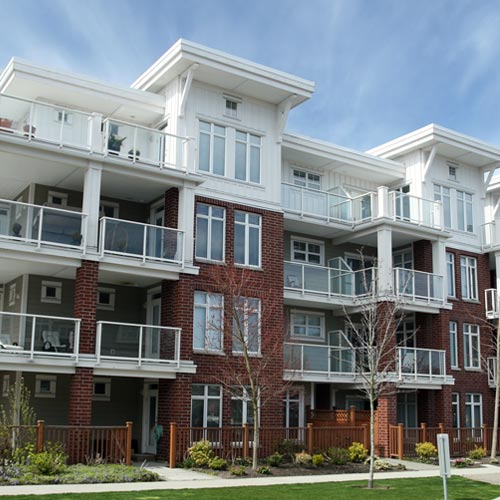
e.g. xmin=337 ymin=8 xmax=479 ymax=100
xmin=188 ymin=440 xmax=214 ymax=467
xmin=348 ymin=442 xmax=368 ymax=463
xmin=229 ymin=465 xmax=246 ymax=476
xmin=12 ymin=444 xmax=35 ymax=466
xmin=312 ymin=454 xmax=324 ymax=467
xmin=295 ymin=451 xmax=312 ymax=465
xmin=276 ymin=439 xmax=302 ymax=461
xmin=28 ymin=444 xmax=67 ymax=476
xmin=453 ymin=457 xmax=473 ymax=468
xmin=256 ymin=466 xmax=271 ymax=475
xmin=373 ymin=458 xmax=391 ymax=471
xmin=234 ymin=456 xmax=252 ymax=466
xmin=208 ymin=457 xmax=227 ymax=471
xmin=181 ymin=457 xmax=195 ymax=469
xmin=266 ymin=452 xmax=283 ymax=467
xmin=327 ymin=447 xmax=350 ymax=465
xmin=468 ymin=446 xmax=487 ymax=460
xmin=415 ymin=442 xmax=438 ymax=462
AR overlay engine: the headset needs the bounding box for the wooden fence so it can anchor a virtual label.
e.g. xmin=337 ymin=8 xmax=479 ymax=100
xmin=307 ymin=407 xmax=373 ymax=427
xmin=390 ymin=423 xmax=500 ymax=459
xmin=169 ymin=422 xmax=369 ymax=467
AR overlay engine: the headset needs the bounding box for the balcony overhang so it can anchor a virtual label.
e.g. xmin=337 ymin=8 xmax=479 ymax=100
xmin=284 ymin=370 xmax=361 ymax=385
xmin=398 ymin=375 xmax=455 ymax=389
xmin=92 ymin=360 xmax=197 ymax=379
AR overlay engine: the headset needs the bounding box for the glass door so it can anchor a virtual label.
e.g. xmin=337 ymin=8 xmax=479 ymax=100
xmin=142 ymin=382 xmax=159 ymax=454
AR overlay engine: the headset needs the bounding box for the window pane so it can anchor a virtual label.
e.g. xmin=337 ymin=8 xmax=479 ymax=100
xmin=191 ymin=400 xmax=204 ymax=427
xmin=250 ymin=146 xmax=260 ymax=183
xmin=193 ymin=305 xmax=206 ymax=349
xmin=207 ymin=400 xmax=220 ymax=427
xmin=249 ymin=226 xmax=260 ymax=266
xmin=236 ymin=131 xmax=247 ymax=141
xmin=235 ymin=142 xmax=247 ymax=180
xmin=214 ymin=125 xmax=226 ymax=136
xmin=231 ymin=399 xmax=243 ymax=425
xmin=208 ymin=385 xmax=221 ymax=396
xmin=200 ymin=121 xmax=211 ymax=132
xmin=195 ymin=218 xmax=208 ymax=259
xmin=199 ymin=134 xmax=210 ymax=172
xmin=197 ymin=204 xmax=209 ymax=216
xmin=213 ymin=136 xmax=225 ymax=175
xmin=248 ymin=214 xmax=260 ymax=226
xmin=211 ymin=220 xmax=224 ymax=261
xmin=234 ymin=224 xmax=245 ymax=263
xmin=212 ymin=207 xmax=224 ymax=219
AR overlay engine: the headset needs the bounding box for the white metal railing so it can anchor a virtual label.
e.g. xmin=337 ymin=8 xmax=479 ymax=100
xmin=103 ymin=118 xmax=193 ymax=171
xmin=389 ymin=191 xmax=443 ymax=229
xmin=281 ymin=183 xmax=374 ymax=224
xmin=99 ymin=217 xmax=184 ymax=265
xmin=482 ymin=221 xmax=500 ymax=250
xmin=487 ymin=357 xmax=497 ymax=387
xmin=0 ymin=93 xmax=93 ymax=150
xmin=485 ymin=288 xmax=498 ymax=319
xmin=96 ymin=321 xmax=181 ymax=367
xmin=0 ymin=311 xmax=80 ymax=360
xmin=397 ymin=347 xmax=446 ymax=381
xmin=393 ymin=268 xmax=445 ymax=305
xmin=284 ymin=261 xmax=377 ymax=298
xmin=0 ymin=198 xmax=87 ymax=251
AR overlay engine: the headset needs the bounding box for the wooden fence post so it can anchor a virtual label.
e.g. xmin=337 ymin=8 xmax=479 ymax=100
xmin=125 ymin=422 xmax=133 ymax=465
xmin=36 ymin=420 xmax=45 ymax=453
xmin=169 ymin=422 xmax=177 ymax=468
xmin=438 ymin=422 xmax=445 ymax=434
xmin=242 ymin=423 xmax=249 ymax=458
xmin=349 ymin=406 xmax=357 ymax=425
xmin=307 ymin=423 xmax=314 ymax=455
xmin=362 ymin=424 xmax=369 ymax=450
xmin=397 ymin=423 xmax=404 ymax=460
xmin=420 ymin=422 xmax=427 ymax=443
xmin=482 ymin=424 xmax=488 ymax=453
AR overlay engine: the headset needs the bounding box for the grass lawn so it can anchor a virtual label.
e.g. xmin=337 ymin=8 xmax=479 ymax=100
xmin=0 ymin=477 xmax=498 ymax=500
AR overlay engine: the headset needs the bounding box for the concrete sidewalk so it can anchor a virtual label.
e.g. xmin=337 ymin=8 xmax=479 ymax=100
xmin=0 ymin=460 xmax=498 ymax=496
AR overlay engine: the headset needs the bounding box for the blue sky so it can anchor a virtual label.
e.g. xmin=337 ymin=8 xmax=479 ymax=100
xmin=2 ymin=0 xmax=500 ymax=151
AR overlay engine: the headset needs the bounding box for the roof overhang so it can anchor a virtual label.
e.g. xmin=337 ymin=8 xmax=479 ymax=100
xmin=132 ymin=39 xmax=315 ymax=107
xmin=282 ymin=132 xmax=406 ymax=185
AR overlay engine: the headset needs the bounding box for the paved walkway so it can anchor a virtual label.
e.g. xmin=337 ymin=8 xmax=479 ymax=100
xmin=0 ymin=459 xmax=499 ymax=496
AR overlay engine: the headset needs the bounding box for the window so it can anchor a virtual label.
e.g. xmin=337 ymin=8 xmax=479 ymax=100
xmin=97 ymin=287 xmax=116 ymax=311
xmin=463 ymin=324 xmax=480 ymax=369
xmin=224 ymin=98 xmax=239 ymax=118
xmin=47 ymin=191 xmax=68 ymax=207
xmin=397 ymin=392 xmax=417 ymax=428
xmin=35 ymin=375 xmax=56 ymax=398
xmin=99 ymin=201 xmax=119 ymax=219
xmin=290 ymin=312 xmax=324 ymax=340
xmin=446 ymin=252 xmax=455 ymax=297
xmin=283 ymin=390 xmax=303 ymax=428
xmin=93 ymin=377 xmax=111 ymax=401
xmin=293 ymin=169 xmax=320 ymax=190
xmin=8 ymin=283 xmax=16 ymax=306
xmin=235 ymin=131 xmax=261 ymax=183
xmin=195 ymin=204 xmax=225 ymax=262
xmin=457 ymin=190 xmax=473 ymax=232
xmin=460 ymin=256 xmax=478 ymax=300
xmin=465 ymin=393 xmax=482 ymax=428
xmin=198 ymin=121 xmax=226 ymax=176
xmin=448 ymin=163 xmax=458 ymax=181
xmin=231 ymin=387 xmax=257 ymax=425
xmin=396 ymin=316 xmax=416 ymax=347
xmin=2 ymin=375 xmax=9 ymax=397
xmin=191 ymin=384 xmax=222 ymax=428
xmin=433 ymin=184 xmax=451 ymax=229
xmin=234 ymin=211 xmax=261 ymax=267
xmin=193 ymin=291 xmax=223 ymax=352
xmin=452 ymin=393 xmax=460 ymax=427
xmin=449 ymin=321 xmax=458 ymax=369
xmin=41 ymin=281 xmax=62 ymax=304
xmin=55 ymin=110 xmax=73 ymax=125
xmin=233 ymin=297 xmax=260 ymax=354
xmin=291 ymin=238 xmax=323 ymax=265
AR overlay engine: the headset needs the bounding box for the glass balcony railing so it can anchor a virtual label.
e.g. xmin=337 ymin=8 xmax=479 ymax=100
xmin=0 ymin=311 xmax=80 ymax=359
xmin=485 ymin=288 xmax=497 ymax=319
xmin=99 ymin=217 xmax=183 ymax=265
xmin=393 ymin=268 xmax=445 ymax=305
xmin=397 ymin=347 xmax=446 ymax=381
xmin=96 ymin=321 xmax=181 ymax=367
xmin=389 ymin=191 xmax=443 ymax=229
xmin=0 ymin=199 xmax=86 ymax=250
xmin=0 ymin=94 xmax=92 ymax=150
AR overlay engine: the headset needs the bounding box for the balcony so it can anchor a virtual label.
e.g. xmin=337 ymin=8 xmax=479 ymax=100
xmin=0 ymin=199 xmax=86 ymax=252
xmin=0 ymin=311 xmax=80 ymax=365
xmin=397 ymin=347 xmax=449 ymax=386
xmin=487 ymin=357 xmax=498 ymax=388
xmin=482 ymin=221 xmax=500 ymax=250
xmin=485 ymin=289 xmax=498 ymax=319
xmin=388 ymin=191 xmax=442 ymax=230
xmin=99 ymin=217 xmax=183 ymax=265
xmin=393 ymin=268 xmax=445 ymax=307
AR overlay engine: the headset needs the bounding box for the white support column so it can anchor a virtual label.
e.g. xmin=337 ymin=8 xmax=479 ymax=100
xmin=377 ymin=186 xmax=390 ymax=219
xmin=89 ymin=113 xmax=103 ymax=153
xmin=377 ymin=227 xmax=393 ymax=295
xmin=495 ymin=252 xmax=500 ymax=293
xmin=431 ymin=238 xmax=446 ymax=277
xmin=82 ymin=164 xmax=102 ymax=251
xmin=178 ymin=185 xmax=195 ymax=267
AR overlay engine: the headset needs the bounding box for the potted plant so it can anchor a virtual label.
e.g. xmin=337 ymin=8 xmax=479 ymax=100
xmin=107 ymin=134 xmax=126 ymax=154
xmin=0 ymin=118 xmax=13 ymax=131
xmin=128 ymin=149 xmax=140 ymax=160
xmin=23 ymin=122 xmax=36 ymax=138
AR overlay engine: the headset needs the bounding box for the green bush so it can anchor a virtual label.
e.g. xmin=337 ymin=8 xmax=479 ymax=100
xmin=188 ymin=440 xmax=214 ymax=467
xmin=256 ymin=466 xmax=271 ymax=475
xmin=453 ymin=457 xmax=473 ymax=468
xmin=266 ymin=452 xmax=283 ymax=467
xmin=415 ymin=442 xmax=437 ymax=462
xmin=312 ymin=454 xmax=324 ymax=467
xmin=295 ymin=451 xmax=312 ymax=465
xmin=229 ymin=465 xmax=246 ymax=476
xmin=28 ymin=445 xmax=67 ymax=476
xmin=327 ymin=447 xmax=350 ymax=465
xmin=468 ymin=446 xmax=486 ymax=460
xmin=12 ymin=443 xmax=35 ymax=466
xmin=348 ymin=442 xmax=368 ymax=463
xmin=208 ymin=457 xmax=227 ymax=470
xmin=276 ymin=439 xmax=302 ymax=461
xmin=180 ymin=457 xmax=195 ymax=469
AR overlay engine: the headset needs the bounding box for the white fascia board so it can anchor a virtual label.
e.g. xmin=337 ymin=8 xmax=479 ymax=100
xmin=283 ymin=132 xmax=405 ymax=179
xmin=131 ymin=39 xmax=315 ymax=105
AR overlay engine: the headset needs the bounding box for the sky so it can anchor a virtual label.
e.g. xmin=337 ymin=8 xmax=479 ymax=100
xmin=2 ymin=0 xmax=500 ymax=151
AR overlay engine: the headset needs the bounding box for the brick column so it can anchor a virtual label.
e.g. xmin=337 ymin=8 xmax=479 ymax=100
xmin=164 ymin=188 xmax=179 ymax=229
xmin=69 ymin=367 xmax=94 ymax=426
xmin=377 ymin=391 xmax=397 ymax=457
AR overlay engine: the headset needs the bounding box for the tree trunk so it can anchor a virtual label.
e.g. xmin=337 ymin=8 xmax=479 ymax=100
xmin=491 ymin=320 xmax=500 ymax=459
xmin=368 ymin=394 xmax=375 ymax=489
xmin=252 ymin=404 xmax=259 ymax=470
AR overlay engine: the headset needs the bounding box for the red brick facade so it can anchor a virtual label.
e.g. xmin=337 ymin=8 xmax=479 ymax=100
xmin=68 ymin=367 xmax=94 ymax=426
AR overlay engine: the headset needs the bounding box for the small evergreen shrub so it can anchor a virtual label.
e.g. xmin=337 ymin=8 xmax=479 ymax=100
xmin=208 ymin=457 xmax=227 ymax=471
xmin=266 ymin=452 xmax=283 ymax=467
xmin=188 ymin=440 xmax=214 ymax=467
xmin=312 ymin=454 xmax=324 ymax=467
xmin=348 ymin=442 xmax=368 ymax=463
xmin=229 ymin=465 xmax=246 ymax=476
xmin=294 ymin=451 xmax=312 ymax=465
xmin=28 ymin=444 xmax=67 ymax=476
xmin=415 ymin=442 xmax=438 ymax=462
xmin=276 ymin=439 xmax=302 ymax=461
xmin=327 ymin=447 xmax=350 ymax=465
xmin=181 ymin=457 xmax=195 ymax=468
xmin=468 ymin=446 xmax=486 ymax=460
xmin=256 ymin=466 xmax=271 ymax=475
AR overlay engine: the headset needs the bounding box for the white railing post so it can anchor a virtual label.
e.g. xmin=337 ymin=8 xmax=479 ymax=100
xmin=138 ymin=326 xmax=143 ymax=367
xmin=37 ymin=208 xmax=44 ymax=249
xmin=99 ymin=218 xmax=106 ymax=257
xmin=74 ymin=320 xmax=81 ymax=362
xmin=81 ymin=214 xmax=88 ymax=256
xmin=30 ymin=316 xmax=37 ymax=360
xmin=398 ymin=349 xmax=402 ymax=380
xmin=300 ymin=187 xmax=304 ymax=217
xmin=328 ymin=267 xmax=331 ymax=297
xmin=142 ymin=225 xmax=148 ymax=263
xmin=300 ymin=345 xmax=304 ymax=372
xmin=132 ymin=127 xmax=138 ymax=162
xmin=328 ymin=347 xmax=331 ymax=375
xmin=96 ymin=322 xmax=102 ymax=364
xmin=176 ymin=329 xmax=181 ymax=368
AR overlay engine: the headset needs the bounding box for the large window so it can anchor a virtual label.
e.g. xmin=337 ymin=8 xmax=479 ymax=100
xmin=195 ymin=204 xmax=225 ymax=262
xmin=460 ymin=256 xmax=478 ymax=300
xmin=457 ymin=190 xmax=473 ymax=232
xmin=292 ymin=169 xmax=320 ymax=190
xmin=463 ymin=323 xmax=480 ymax=369
xmin=290 ymin=312 xmax=324 ymax=340
xmin=191 ymin=384 xmax=222 ymax=428
xmin=283 ymin=390 xmax=303 ymax=428
xmin=396 ymin=316 xmax=416 ymax=347
xmin=446 ymin=252 xmax=455 ymax=297
xmin=234 ymin=211 xmax=261 ymax=267
xmin=231 ymin=387 xmax=257 ymax=426
xmin=193 ymin=292 xmax=223 ymax=352
xmin=198 ymin=121 xmax=226 ymax=175
xmin=465 ymin=393 xmax=482 ymax=428
xmin=235 ymin=131 xmax=261 ymax=183
xmin=433 ymin=184 xmax=451 ymax=229
xmin=291 ymin=238 xmax=323 ymax=265
xmin=449 ymin=321 xmax=458 ymax=369
xmin=233 ymin=297 xmax=260 ymax=354
xmin=452 ymin=393 xmax=460 ymax=428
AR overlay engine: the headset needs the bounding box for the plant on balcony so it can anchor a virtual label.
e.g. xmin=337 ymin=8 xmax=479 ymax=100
xmin=11 ymin=223 xmax=22 ymax=237
xmin=23 ymin=122 xmax=36 ymax=138
xmin=0 ymin=118 xmax=13 ymax=130
xmin=107 ymin=134 xmax=126 ymax=153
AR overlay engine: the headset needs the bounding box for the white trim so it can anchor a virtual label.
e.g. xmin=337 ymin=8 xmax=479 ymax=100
xmin=35 ymin=374 xmax=57 ymax=398
xmin=449 ymin=321 xmax=458 ymax=369
xmin=191 ymin=384 xmax=223 ymax=428
xmin=193 ymin=291 xmax=224 ymax=353
xmin=463 ymin=323 xmax=480 ymax=370
xmin=41 ymin=280 xmax=62 ymax=304
xmin=97 ymin=287 xmax=116 ymax=311
xmin=452 ymin=392 xmax=460 ymax=427
xmin=195 ymin=203 xmax=226 ymax=262
xmin=93 ymin=377 xmax=111 ymax=401
xmin=234 ymin=211 xmax=261 ymax=268
xmin=290 ymin=236 xmax=325 ymax=266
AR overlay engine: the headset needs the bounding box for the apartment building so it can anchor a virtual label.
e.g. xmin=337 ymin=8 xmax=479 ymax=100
xmin=0 ymin=39 xmax=497 ymax=458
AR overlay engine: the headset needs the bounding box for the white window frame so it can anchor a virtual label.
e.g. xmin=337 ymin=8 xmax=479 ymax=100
xmin=446 ymin=252 xmax=455 ymax=298
xmin=465 ymin=393 xmax=482 ymax=428
xmin=463 ymin=323 xmax=480 ymax=370
xmin=41 ymin=280 xmax=62 ymax=304
xmin=452 ymin=393 xmax=460 ymax=428
xmin=191 ymin=384 xmax=222 ymax=428
xmin=99 ymin=201 xmax=120 ymax=219
xmin=97 ymin=287 xmax=116 ymax=311
xmin=234 ymin=211 xmax=261 ymax=268
xmin=433 ymin=184 xmax=451 ymax=229
xmin=234 ymin=130 xmax=261 ymax=184
xmin=396 ymin=315 xmax=416 ymax=347
xmin=460 ymin=256 xmax=478 ymax=301
xmin=290 ymin=311 xmax=325 ymax=341
xmin=223 ymin=96 xmax=241 ymax=119
xmin=291 ymin=237 xmax=324 ymax=265
xmin=193 ymin=291 xmax=224 ymax=353
xmin=449 ymin=321 xmax=458 ymax=369
xmin=47 ymin=191 xmax=68 ymax=207
xmin=8 ymin=283 xmax=16 ymax=306
xmin=283 ymin=389 xmax=304 ymax=428
xmin=93 ymin=377 xmax=111 ymax=401
xmin=35 ymin=375 xmax=57 ymax=399
xmin=292 ymin=169 xmax=321 ymax=190
xmin=233 ymin=297 xmax=261 ymax=355
xmin=198 ymin=121 xmax=226 ymax=176
xmin=2 ymin=375 xmax=9 ymax=397
xmin=195 ymin=204 xmax=226 ymax=262
xmin=456 ymin=190 xmax=474 ymax=233
xmin=448 ymin=162 xmax=458 ymax=181
xmin=231 ymin=387 xmax=259 ymax=426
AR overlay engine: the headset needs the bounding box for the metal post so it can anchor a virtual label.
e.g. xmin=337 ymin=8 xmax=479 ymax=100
xmin=142 ymin=224 xmax=148 ymax=263
xmin=138 ymin=326 xmax=143 ymax=367
xmin=30 ymin=316 xmax=36 ymax=360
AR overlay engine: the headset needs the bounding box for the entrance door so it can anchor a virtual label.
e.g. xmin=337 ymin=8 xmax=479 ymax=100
xmin=142 ymin=382 xmax=159 ymax=454
xmin=145 ymin=290 xmax=161 ymax=359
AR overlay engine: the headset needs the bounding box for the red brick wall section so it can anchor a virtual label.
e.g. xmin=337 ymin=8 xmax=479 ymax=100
xmin=413 ymin=240 xmax=433 ymax=273
xmin=377 ymin=391 xmax=397 ymax=457
xmin=164 ymin=188 xmax=179 ymax=229
xmin=68 ymin=367 xmax=93 ymax=426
